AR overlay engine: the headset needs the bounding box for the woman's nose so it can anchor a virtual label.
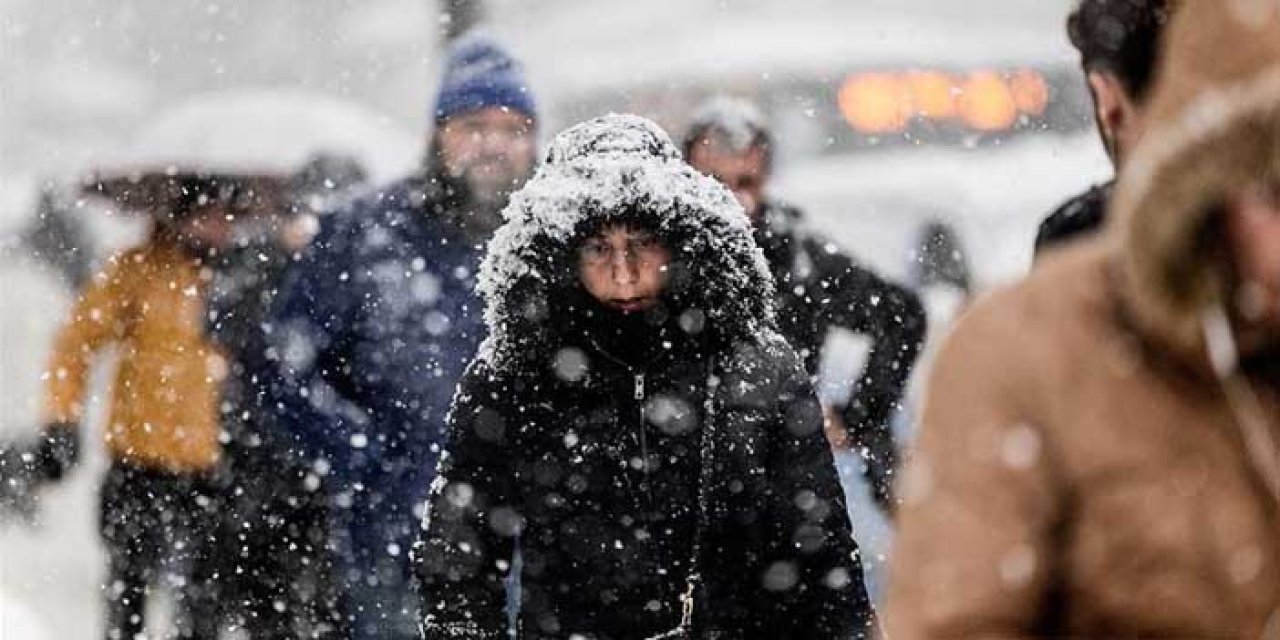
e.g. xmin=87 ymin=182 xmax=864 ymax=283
xmin=610 ymin=251 xmax=638 ymax=285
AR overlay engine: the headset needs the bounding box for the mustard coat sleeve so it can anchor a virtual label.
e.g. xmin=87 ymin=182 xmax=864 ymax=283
xmin=44 ymin=252 xmax=135 ymax=425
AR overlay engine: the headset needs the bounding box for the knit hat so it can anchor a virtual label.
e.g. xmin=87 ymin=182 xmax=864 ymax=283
xmin=433 ymin=31 xmax=537 ymax=122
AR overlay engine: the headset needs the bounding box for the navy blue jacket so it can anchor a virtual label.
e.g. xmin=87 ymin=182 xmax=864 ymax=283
xmin=263 ymin=175 xmax=487 ymax=517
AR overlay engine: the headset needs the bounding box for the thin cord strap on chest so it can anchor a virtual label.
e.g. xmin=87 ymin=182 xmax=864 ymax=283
xmin=655 ymin=358 xmax=720 ymax=638
xmin=1202 ymin=306 xmax=1280 ymax=640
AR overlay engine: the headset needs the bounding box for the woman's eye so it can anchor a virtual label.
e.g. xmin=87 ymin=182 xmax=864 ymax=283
xmin=582 ymin=244 xmax=610 ymax=261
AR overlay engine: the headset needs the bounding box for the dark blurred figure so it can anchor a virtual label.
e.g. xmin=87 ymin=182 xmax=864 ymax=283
xmin=205 ymin=157 xmax=367 ymax=638
xmin=260 ymin=33 xmax=538 ymax=639
xmin=889 ymin=1 xmax=1280 ymax=635
xmin=908 ymin=219 xmax=973 ymax=380
xmin=1034 ymin=0 xmax=1173 ymax=255
xmin=912 ymin=220 xmax=972 ymax=296
xmin=289 ymin=152 xmax=370 ymax=218
xmin=0 ymin=184 xmax=91 ymax=522
xmin=38 ymin=178 xmax=234 ymax=640
xmin=683 ymin=96 xmax=926 ymax=513
xmin=23 ymin=183 xmax=95 ymax=288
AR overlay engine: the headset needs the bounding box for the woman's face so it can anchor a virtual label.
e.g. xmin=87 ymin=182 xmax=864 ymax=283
xmin=578 ymin=225 xmax=672 ymax=313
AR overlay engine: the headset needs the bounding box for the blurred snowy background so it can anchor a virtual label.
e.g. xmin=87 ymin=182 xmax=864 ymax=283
xmin=0 ymin=0 xmax=1109 ymax=636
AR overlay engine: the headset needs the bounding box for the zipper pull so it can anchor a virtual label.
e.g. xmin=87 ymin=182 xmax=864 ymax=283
xmin=634 ymin=374 xmax=645 ymax=400
xmin=680 ymin=577 xmax=697 ymax=627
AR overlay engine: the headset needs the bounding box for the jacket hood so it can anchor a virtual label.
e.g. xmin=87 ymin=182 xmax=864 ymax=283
xmin=475 ymin=114 xmax=776 ymax=368
xmin=1109 ymin=0 xmax=1280 ymax=360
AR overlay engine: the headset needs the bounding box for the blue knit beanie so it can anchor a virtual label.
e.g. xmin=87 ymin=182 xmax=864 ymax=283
xmin=433 ymin=32 xmax=537 ymax=122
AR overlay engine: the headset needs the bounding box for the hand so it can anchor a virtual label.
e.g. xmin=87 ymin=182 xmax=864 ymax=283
xmin=282 ymin=214 xmax=320 ymax=251
xmin=0 ymin=440 xmax=44 ymax=523
xmin=823 ymin=405 xmax=854 ymax=450
xmin=825 ymin=406 xmax=900 ymax=514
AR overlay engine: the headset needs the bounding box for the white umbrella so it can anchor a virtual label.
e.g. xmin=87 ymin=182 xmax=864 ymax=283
xmin=94 ymin=89 xmax=418 ymax=183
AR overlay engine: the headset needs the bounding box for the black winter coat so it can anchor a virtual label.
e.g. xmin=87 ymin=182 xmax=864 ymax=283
xmin=756 ymin=202 xmax=925 ymax=511
xmin=414 ymin=115 xmax=875 ymax=640
xmin=1033 ymin=182 xmax=1112 ymax=257
xmin=418 ymin=327 xmax=873 ymax=639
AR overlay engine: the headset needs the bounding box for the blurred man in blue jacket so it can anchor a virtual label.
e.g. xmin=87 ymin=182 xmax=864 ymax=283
xmin=261 ymin=33 xmax=538 ymax=639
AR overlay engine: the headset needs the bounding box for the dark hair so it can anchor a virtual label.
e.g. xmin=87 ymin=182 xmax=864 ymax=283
xmin=570 ymin=206 xmax=663 ymax=250
xmin=165 ymin=176 xmax=228 ymax=223
xmin=681 ymin=122 xmax=773 ymax=168
xmin=680 ymin=98 xmax=774 ymax=172
xmin=1068 ymin=0 xmax=1174 ymax=102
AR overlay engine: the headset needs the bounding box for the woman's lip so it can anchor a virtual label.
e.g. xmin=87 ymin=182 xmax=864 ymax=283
xmin=609 ymin=298 xmax=651 ymax=312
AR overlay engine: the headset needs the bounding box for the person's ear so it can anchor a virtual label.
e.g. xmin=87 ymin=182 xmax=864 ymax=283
xmin=1087 ymin=71 xmax=1139 ymax=164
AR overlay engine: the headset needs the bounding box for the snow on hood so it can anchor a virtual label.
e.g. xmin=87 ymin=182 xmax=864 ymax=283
xmin=1108 ymin=0 xmax=1280 ymax=363
xmin=476 ymin=113 xmax=776 ymax=368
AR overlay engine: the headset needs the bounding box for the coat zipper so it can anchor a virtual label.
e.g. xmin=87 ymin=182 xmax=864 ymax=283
xmin=589 ymin=340 xmax=657 ymax=499
xmin=636 ymin=373 xmax=650 ymax=475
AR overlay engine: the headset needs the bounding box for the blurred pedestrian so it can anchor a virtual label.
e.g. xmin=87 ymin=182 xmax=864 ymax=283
xmin=888 ymin=1 xmax=1280 ymax=635
xmin=1034 ymin=0 xmax=1174 ymax=255
xmin=24 ymin=182 xmax=95 ymax=288
xmin=205 ymin=159 xmax=366 ymax=638
xmin=261 ymin=32 xmax=538 ymax=639
xmin=683 ymin=97 xmax=926 ymax=513
xmin=908 ymin=219 xmax=973 ymax=377
xmin=416 ymin=114 xmax=876 ymax=639
xmin=40 ymin=177 xmax=233 ymax=640
xmin=897 ymin=219 xmax=973 ymax=436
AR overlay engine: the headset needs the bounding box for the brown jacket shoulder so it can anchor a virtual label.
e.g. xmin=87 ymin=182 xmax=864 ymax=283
xmin=887 ymin=240 xmax=1280 ymax=638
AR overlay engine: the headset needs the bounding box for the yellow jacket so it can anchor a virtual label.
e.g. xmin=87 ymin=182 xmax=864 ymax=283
xmin=44 ymin=243 xmax=225 ymax=473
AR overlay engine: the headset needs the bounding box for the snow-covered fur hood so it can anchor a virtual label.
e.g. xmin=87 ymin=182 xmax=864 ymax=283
xmin=1108 ymin=0 xmax=1280 ymax=358
xmin=476 ymin=114 xmax=776 ymax=367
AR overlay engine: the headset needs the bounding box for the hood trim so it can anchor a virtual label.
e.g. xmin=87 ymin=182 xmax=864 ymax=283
xmin=1111 ymin=67 xmax=1280 ymax=361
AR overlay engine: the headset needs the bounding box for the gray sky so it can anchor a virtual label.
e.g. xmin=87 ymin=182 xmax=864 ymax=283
xmin=0 ymin=0 xmax=1079 ymax=178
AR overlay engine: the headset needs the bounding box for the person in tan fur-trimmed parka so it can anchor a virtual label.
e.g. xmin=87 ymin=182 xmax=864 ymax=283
xmin=886 ymin=0 xmax=1280 ymax=637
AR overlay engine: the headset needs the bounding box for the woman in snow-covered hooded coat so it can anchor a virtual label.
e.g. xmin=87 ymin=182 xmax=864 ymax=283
xmin=414 ymin=115 xmax=875 ymax=639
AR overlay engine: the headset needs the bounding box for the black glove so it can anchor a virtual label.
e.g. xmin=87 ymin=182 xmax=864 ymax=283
xmin=0 ymin=439 xmax=42 ymax=522
xmin=35 ymin=422 xmax=80 ymax=482
xmin=0 ymin=424 xmax=80 ymax=524
xmin=0 ymin=442 xmax=36 ymax=517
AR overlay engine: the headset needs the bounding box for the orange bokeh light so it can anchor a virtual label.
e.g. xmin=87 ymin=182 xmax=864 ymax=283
xmin=957 ymin=71 xmax=1019 ymax=131
xmin=839 ymin=68 xmax=1050 ymax=134
xmin=839 ymin=73 xmax=909 ymax=134
xmin=906 ymin=71 xmax=957 ymax=119
xmin=1009 ymin=68 xmax=1050 ymax=115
